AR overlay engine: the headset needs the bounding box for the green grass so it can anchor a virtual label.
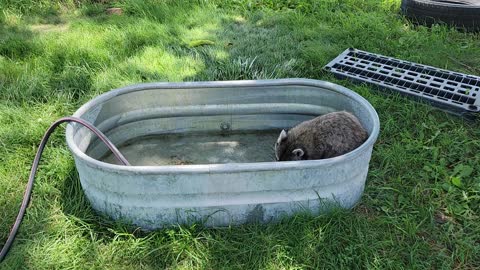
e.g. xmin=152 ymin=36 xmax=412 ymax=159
xmin=1 ymin=0 xmax=480 ymax=269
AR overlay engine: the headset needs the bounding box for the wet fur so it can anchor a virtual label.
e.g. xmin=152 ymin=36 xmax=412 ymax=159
xmin=275 ymin=111 xmax=368 ymax=161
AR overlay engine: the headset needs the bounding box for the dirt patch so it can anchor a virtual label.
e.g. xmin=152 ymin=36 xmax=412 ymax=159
xmin=30 ymin=23 xmax=69 ymax=33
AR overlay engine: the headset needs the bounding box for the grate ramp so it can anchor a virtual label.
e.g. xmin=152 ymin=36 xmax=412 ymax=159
xmin=324 ymin=48 xmax=480 ymax=118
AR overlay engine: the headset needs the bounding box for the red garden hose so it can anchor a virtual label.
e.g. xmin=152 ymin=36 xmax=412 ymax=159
xmin=0 ymin=117 xmax=130 ymax=263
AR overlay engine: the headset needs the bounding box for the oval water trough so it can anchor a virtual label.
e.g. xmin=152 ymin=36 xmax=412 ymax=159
xmin=65 ymin=79 xmax=380 ymax=229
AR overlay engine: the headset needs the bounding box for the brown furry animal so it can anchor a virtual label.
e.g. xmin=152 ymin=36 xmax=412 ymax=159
xmin=274 ymin=111 xmax=368 ymax=161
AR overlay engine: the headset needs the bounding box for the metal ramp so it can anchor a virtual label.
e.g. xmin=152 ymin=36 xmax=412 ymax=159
xmin=324 ymin=48 xmax=480 ymax=118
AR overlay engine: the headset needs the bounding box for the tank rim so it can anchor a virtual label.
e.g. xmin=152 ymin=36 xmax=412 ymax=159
xmin=65 ymin=78 xmax=380 ymax=174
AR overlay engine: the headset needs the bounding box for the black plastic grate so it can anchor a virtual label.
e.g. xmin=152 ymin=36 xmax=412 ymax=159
xmin=324 ymin=48 xmax=480 ymax=117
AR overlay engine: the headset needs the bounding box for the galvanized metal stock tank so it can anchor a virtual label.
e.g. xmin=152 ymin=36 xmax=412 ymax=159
xmin=65 ymin=79 xmax=380 ymax=229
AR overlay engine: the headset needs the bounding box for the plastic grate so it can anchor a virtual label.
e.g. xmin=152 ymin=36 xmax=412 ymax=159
xmin=324 ymin=48 xmax=480 ymax=117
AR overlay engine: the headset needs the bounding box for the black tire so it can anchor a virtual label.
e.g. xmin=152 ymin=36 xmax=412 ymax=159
xmin=401 ymin=0 xmax=480 ymax=32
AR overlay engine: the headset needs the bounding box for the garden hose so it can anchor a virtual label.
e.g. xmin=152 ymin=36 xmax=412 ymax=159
xmin=0 ymin=117 xmax=130 ymax=263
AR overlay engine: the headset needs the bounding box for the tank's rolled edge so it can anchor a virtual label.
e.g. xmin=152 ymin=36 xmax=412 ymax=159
xmin=65 ymin=78 xmax=380 ymax=173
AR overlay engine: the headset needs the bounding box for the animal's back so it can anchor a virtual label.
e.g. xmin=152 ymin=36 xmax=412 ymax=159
xmin=289 ymin=111 xmax=368 ymax=159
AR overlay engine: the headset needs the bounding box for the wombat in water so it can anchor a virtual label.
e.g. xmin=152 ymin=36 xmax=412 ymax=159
xmin=274 ymin=111 xmax=368 ymax=161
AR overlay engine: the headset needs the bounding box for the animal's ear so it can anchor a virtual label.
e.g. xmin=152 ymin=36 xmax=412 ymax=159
xmin=279 ymin=129 xmax=288 ymax=142
xmin=292 ymin=148 xmax=304 ymax=158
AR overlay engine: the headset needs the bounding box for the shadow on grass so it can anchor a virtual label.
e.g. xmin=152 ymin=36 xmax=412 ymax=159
xmin=0 ymin=3 xmax=65 ymax=58
xmin=0 ymin=24 xmax=41 ymax=59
